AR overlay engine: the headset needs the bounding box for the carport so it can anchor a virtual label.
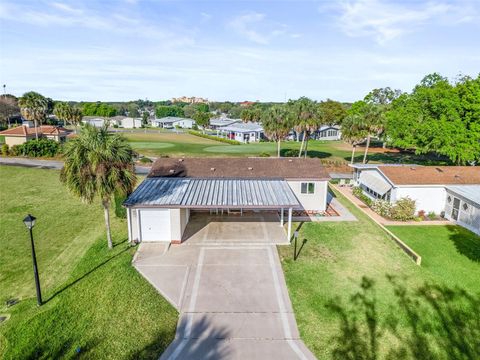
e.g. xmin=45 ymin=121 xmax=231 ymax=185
xmin=124 ymin=177 xmax=301 ymax=243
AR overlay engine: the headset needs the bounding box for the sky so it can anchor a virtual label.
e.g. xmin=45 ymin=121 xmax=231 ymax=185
xmin=0 ymin=0 xmax=479 ymax=102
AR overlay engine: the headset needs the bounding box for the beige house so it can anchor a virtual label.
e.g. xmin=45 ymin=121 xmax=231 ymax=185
xmin=123 ymin=158 xmax=330 ymax=244
xmin=0 ymin=125 xmax=71 ymax=147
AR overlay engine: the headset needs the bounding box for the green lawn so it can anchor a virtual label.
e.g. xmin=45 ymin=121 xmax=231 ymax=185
xmin=279 ymin=189 xmax=480 ymax=359
xmin=0 ymin=166 xmax=177 ymax=359
xmin=124 ymin=131 xmax=450 ymax=165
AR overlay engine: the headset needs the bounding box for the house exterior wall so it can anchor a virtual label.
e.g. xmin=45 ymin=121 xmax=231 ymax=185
xmin=315 ymin=129 xmax=342 ymax=140
xmin=173 ymin=119 xmax=195 ymax=129
xmin=393 ymin=186 xmax=447 ymax=214
xmin=287 ymin=180 xmax=328 ymax=211
xmin=5 ymin=136 xmax=28 ymax=146
xmin=444 ymin=192 xmax=480 ymax=236
xmin=121 ymin=118 xmax=142 ymax=128
xmin=169 ymin=208 xmax=189 ymax=242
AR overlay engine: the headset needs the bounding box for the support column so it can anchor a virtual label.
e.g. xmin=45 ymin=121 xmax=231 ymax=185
xmin=126 ymin=207 xmax=132 ymax=243
xmin=287 ymin=208 xmax=292 ymax=241
xmin=280 ymin=208 xmax=284 ymax=226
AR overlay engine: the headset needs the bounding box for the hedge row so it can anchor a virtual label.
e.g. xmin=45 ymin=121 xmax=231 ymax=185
xmin=188 ymin=130 xmax=241 ymax=145
xmin=3 ymin=139 xmax=61 ymax=157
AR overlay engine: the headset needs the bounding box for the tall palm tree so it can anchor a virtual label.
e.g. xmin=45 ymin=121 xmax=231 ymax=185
xmin=18 ymin=91 xmax=48 ymax=139
xmin=70 ymin=107 xmax=83 ymax=133
xmin=61 ymin=124 xmax=137 ymax=249
xmin=288 ymin=97 xmax=320 ymax=158
xmin=261 ymin=105 xmax=291 ymax=157
xmin=341 ymin=114 xmax=368 ymax=164
xmin=54 ymin=101 xmax=70 ymax=126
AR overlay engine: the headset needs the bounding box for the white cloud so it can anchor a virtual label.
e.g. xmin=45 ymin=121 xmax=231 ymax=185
xmin=50 ymin=2 xmax=83 ymax=14
xmin=335 ymin=0 xmax=460 ymax=44
xmin=228 ymin=12 xmax=270 ymax=44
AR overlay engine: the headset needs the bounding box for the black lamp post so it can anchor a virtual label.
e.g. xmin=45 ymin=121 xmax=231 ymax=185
xmin=23 ymin=214 xmax=42 ymax=306
xmin=293 ymin=230 xmax=299 ymax=261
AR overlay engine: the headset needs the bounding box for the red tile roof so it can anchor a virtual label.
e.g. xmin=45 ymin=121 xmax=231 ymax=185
xmin=0 ymin=125 xmax=70 ymax=137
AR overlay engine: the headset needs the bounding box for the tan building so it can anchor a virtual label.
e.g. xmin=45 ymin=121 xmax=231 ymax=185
xmin=171 ymin=96 xmax=208 ymax=104
xmin=0 ymin=125 xmax=71 ymax=147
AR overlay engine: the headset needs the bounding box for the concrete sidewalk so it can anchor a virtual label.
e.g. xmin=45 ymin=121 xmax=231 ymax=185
xmin=134 ymin=242 xmax=316 ymax=360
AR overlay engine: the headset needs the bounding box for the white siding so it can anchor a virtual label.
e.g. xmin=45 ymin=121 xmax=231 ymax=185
xmin=394 ymin=187 xmax=447 ymax=214
xmin=445 ymin=192 xmax=480 ymax=235
xmin=287 ymin=180 xmax=328 ymax=211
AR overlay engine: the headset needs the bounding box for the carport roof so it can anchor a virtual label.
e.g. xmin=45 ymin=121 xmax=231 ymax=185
xmin=124 ymin=178 xmax=301 ymax=209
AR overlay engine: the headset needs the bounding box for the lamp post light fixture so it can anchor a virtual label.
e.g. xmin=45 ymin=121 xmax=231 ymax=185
xmin=23 ymin=214 xmax=42 ymax=306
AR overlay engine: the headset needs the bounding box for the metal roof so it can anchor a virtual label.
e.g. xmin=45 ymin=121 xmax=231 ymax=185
xmin=154 ymin=117 xmax=194 ymax=123
xmin=446 ymin=185 xmax=480 ymax=206
xmin=219 ymin=122 xmax=264 ymax=133
xmin=124 ymin=178 xmax=300 ymax=208
xmin=359 ymin=170 xmax=392 ymax=195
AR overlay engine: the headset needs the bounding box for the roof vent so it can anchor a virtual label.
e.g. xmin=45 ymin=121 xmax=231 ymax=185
xmin=210 ymin=167 xmax=215 ymax=171
xmin=288 ymin=159 xmax=293 ymax=162
xmin=454 ymin=174 xmax=460 ymax=178
xmin=435 ymin=167 xmax=443 ymax=172
xmin=248 ymin=167 xmax=253 ymax=170
xmin=410 ymin=167 xmax=416 ymax=170
xmin=178 ymin=158 xmax=184 ymax=162
xmin=169 ymin=169 xmax=175 ymax=174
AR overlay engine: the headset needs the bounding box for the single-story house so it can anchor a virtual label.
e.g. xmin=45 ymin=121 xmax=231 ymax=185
xmin=120 ymin=117 xmax=142 ymax=129
xmin=209 ymin=118 xmax=240 ymax=130
xmin=151 ymin=117 xmax=196 ymax=129
xmin=0 ymin=125 xmax=71 ymax=146
xmin=218 ymin=122 xmax=264 ymax=143
xmin=313 ymin=125 xmax=342 ymax=140
xmin=444 ymin=185 xmax=480 ymax=235
xmin=82 ymin=117 xmax=107 ymax=128
xmin=123 ymin=157 xmax=330 ymax=243
xmin=351 ymin=164 xmax=480 ymax=214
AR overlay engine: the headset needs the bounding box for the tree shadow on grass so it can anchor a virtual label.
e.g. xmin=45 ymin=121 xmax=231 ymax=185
xmin=280 ymin=148 xmax=332 ymax=159
xmin=327 ymin=276 xmax=480 ymax=360
xmin=130 ymin=315 xmax=232 ymax=360
xmin=45 ymin=244 xmax=131 ymax=303
xmin=446 ymin=225 xmax=480 ymax=262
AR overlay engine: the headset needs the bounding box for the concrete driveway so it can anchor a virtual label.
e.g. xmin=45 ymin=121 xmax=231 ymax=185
xmin=133 ymin=218 xmax=315 ymax=359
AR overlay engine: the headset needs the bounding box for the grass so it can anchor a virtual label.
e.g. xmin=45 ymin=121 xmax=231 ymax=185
xmin=278 ymin=189 xmax=480 ymax=359
xmin=123 ymin=131 xmax=451 ymax=165
xmin=0 ymin=166 xmax=177 ymax=358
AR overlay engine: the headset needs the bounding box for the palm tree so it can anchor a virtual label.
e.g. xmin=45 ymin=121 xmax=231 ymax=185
xmin=288 ymin=97 xmax=320 ymax=158
xmin=18 ymin=91 xmax=48 ymax=139
xmin=70 ymin=107 xmax=83 ymax=133
xmin=341 ymin=114 xmax=368 ymax=164
xmin=54 ymin=101 xmax=70 ymax=126
xmin=61 ymin=124 xmax=137 ymax=249
xmin=261 ymin=105 xmax=291 ymax=157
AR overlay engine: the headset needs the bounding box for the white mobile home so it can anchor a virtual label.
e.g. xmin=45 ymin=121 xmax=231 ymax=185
xmin=152 ymin=117 xmax=195 ymax=129
xmin=313 ymin=125 xmax=342 ymax=140
xmin=120 ymin=117 xmax=142 ymax=128
xmin=351 ymin=164 xmax=480 ymax=214
xmin=124 ymin=158 xmax=329 ymax=243
xmin=444 ymin=185 xmax=480 ymax=235
xmin=218 ymin=122 xmax=264 ymax=143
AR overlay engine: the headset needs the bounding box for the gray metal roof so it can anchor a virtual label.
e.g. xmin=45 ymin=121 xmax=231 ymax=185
xmin=349 ymin=163 xmax=422 ymax=169
xmin=154 ymin=117 xmax=194 ymax=123
xmin=446 ymin=185 xmax=480 ymax=205
xmin=124 ymin=178 xmax=300 ymax=208
xmin=219 ymin=122 xmax=264 ymax=133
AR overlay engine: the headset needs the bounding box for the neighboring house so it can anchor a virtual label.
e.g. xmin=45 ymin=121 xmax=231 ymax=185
xmin=120 ymin=117 xmax=142 ymax=128
xmin=152 ymin=117 xmax=195 ymax=129
xmin=123 ymin=157 xmax=330 ymax=243
xmin=351 ymin=164 xmax=480 ymax=214
xmin=82 ymin=116 xmax=106 ymax=128
xmin=0 ymin=125 xmax=71 ymax=146
xmin=444 ymin=185 xmax=480 ymax=235
xmin=209 ymin=118 xmax=240 ymax=130
xmin=218 ymin=122 xmax=264 ymax=143
xmin=312 ymin=125 xmax=342 ymax=140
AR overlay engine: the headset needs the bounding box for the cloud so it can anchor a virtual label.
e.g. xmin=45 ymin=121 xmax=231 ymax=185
xmin=50 ymin=2 xmax=83 ymax=14
xmin=335 ymin=0 xmax=460 ymax=44
xmin=228 ymin=12 xmax=270 ymax=44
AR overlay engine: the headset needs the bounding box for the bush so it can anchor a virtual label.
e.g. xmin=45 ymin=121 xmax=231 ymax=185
xmin=19 ymin=139 xmax=60 ymax=157
xmin=390 ymin=197 xmax=416 ymax=221
xmin=1 ymin=143 xmax=8 ymax=156
xmin=114 ymin=191 xmax=127 ymax=219
xmin=352 ymin=186 xmax=372 ymax=206
xmin=10 ymin=145 xmax=22 ymax=156
xmin=283 ymin=149 xmax=297 ymax=157
xmin=139 ymin=157 xmax=153 ymax=164
xmin=427 ymin=211 xmax=436 ymax=220
xmin=371 ymin=199 xmax=392 ymax=218
xmin=258 ymin=152 xmax=270 ymax=157
xmin=188 ymin=130 xmax=241 ymax=145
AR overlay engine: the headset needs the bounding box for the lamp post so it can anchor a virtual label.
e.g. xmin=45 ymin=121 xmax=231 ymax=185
xmin=23 ymin=214 xmax=42 ymax=306
xmin=293 ymin=230 xmax=299 ymax=261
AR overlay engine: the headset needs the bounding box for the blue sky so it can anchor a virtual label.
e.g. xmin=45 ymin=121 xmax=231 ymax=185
xmin=1 ymin=0 xmax=479 ymax=102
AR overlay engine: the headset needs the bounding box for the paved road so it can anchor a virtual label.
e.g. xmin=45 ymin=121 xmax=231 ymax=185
xmin=133 ymin=216 xmax=316 ymax=360
xmin=0 ymin=157 xmax=151 ymax=174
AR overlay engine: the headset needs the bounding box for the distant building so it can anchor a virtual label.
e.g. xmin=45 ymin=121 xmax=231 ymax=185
xmin=239 ymin=101 xmax=256 ymax=107
xmin=172 ymin=96 xmax=208 ymax=104
xmin=0 ymin=125 xmax=71 ymax=146
xmin=312 ymin=125 xmax=342 ymax=141
xmin=209 ymin=118 xmax=241 ymax=130
xmin=152 ymin=117 xmax=196 ymax=129
xmin=218 ymin=122 xmax=264 ymax=143
xmin=120 ymin=117 xmax=142 ymax=129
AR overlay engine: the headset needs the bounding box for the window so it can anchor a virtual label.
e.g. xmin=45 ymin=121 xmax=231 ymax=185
xmin=301 ymin=182 xmax=315 ymax=194
xmin=462 ymin=203 xmax=469 ymax=211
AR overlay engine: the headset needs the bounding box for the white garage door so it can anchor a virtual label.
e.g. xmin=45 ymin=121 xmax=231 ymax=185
xmin=139 ymin=209 xmax=171 ymax=241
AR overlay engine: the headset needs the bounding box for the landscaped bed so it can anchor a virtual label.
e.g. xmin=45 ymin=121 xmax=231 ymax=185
xmin=0 ymin=166 xmax=177 ymax=359
xmin=278 ymin=189 xmax=480 ymax=359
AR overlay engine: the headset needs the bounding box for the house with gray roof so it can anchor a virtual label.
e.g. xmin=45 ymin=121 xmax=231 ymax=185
xmin=218 ymin=122 xmax=264 ymax=143
xmin=152 ymin=117 xmax=195 ymax=129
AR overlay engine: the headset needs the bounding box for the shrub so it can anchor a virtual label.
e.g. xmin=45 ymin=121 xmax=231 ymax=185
xmin=114 ymin=191 xmax=127 ymax=219
xmin=418 ymin=210 xmax=426 ymax=218
xmin=371 ymin=199 xmax=392 ymax=218
xmin=1 ymin=143 xmax=8 ymax=156
xmin=283 ymin=149 xmax=297 ymax=157
xmin=427 ymin=211 xmax=437 ymax=220
xmin=390 ymin=197 xmax=416 ymax=221
xmin=352 ymin=186 xmax=372 ymax=206
xmin=258 ymin=152 xmax=270 ymax=157
xmin=139 ymin=157 xmax=153 ymax=164
xmin=188 ymin=130 xmax=241 ymax=145
xmin=20 ymin=139 xmax=60 ymax=157
xmin=10 ymin=145 xmax=22 ymax=156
